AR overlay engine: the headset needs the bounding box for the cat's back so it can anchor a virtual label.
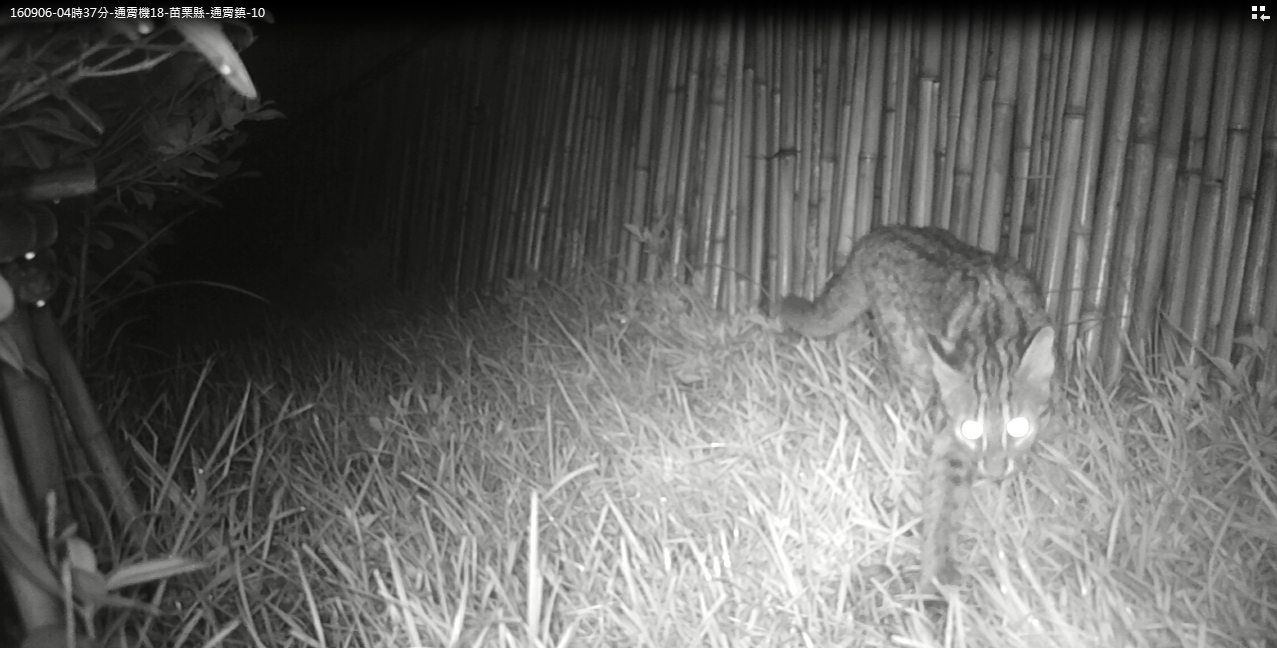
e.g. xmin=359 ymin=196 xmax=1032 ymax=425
xmin=780 ymin=225 xmax=1047 ymax=340
xmin=851 ymin=226 xmax=1047 ymax=332
xmin=850 ymin=226 xmax=1008 ymax=278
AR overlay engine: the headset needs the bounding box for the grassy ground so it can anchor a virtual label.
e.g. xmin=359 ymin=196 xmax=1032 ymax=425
xmin=92 ymin=274 xmax=1276 ymax=647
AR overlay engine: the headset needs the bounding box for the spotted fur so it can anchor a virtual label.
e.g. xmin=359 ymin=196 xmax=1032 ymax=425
xmin=780 ymin=225 xmax=1056 ymax=591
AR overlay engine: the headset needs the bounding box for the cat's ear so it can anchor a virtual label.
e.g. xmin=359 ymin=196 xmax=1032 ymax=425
xmin=1016 ymin=326 xmax=1056 ymax=392
xmin=927 ymin=334 xmax=966 ymax=396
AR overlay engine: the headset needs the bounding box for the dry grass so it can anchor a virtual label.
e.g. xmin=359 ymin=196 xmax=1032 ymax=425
xmin=91 ymin=273 xmax=1277 ymax=647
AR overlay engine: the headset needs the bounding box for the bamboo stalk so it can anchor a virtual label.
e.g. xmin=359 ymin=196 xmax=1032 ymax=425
xmin=1182 ymin=17 xmax=1241 ymax=350
xmin=476 ymin=35 xmax=504 ymax=286
xmin=882 ymin=12 xmax=909 ymax=227
xmin=1036 ymin=11 xmax=1070 ymax=257
xmin=500 ymin=25 xmax=537 ymax=284
xmin=554 ymin=17 xmax=584 ymax=279
xmin=592 ymin=34 xmax=618 ymax=258
xmin=1007 ymin=10 xmax=1042 ymax=258
xmin=1162 ymin=12 xmax=1218 ymax=330
xmin=815 ymin=19 xmax=845 ymax=288
xmin=459 ymin=50 xmax=489 ymax=290
xmin=579 ymin=33 xmax=602 ymax=276
xmin=1241 ymin=29 xmax=1277 ymax=205
xmin=703 ymin=15 xmax=732 ymax=306
xmin=528 ymin=29 xmax=572 ymax=275
xmin=1243 ymin=34 xmax=1277 ymax=335
xmin=345 ymin=92 xmax=372 ymax=249
xmin=725 ymin=17 xmax=747 ymax=311
xmin=563 ymin=28 xmax=595 ymax=277
xmin=594 ymin=23 xmax=632 ymax=281
xmin=518 ymin=61 xmax=546 ymax=275
xmin=1212 ymin=22 xmax=1265 ymax=359
xmin=950 ymin=13 xmax=985 ymax=241
xmin=1078 ymin=10 xmax=1142 ymax=373
xmin=938 ymin=12 xmax=971 ymax=231
xmin=836 ymin=8 xmax=872 ymax=260
xmin=672 ymin=17 xmax=704 ymax=284
xmin=979 ymin=11 xmax=1021 ymax=251
xmin=935 ymin=15 xmax=954 ymax=229
xmin=1062 ymin=5 xmax=1113 ymax=362
xmin=1045 ymin=11 xmax=1097 ymax=336
xmin=1262 ymin=114 xmax=1277 ymax=332
xmin=880 ymin=14 xmax=899 ymax=227
xmin=568 ymin=18 xmax=595 ymax=278
xmin=749 ymin=22 xmax=773 ymax=307
xmin=544 ymin=20 xmax=587 ymax=282
xmin=812 ymin=21 xmax=828 ymax=271
xmin=911 ymin=9 xmax=944 ymax=227
xmin=855 ymin=10 xmax=886 ymax=237
xmin=792 ymin=15 xmax=818 ymax=290
xmin=412 ymin=75 xmax=443 ymax=281
xmin=452 ymin=38 xmax=478 ymax=282
xmin=1129 ymin=12 xmax=1194 ymax=351
xmin=495 ymin=35 xmax=526 ymax=278
xmin=829 ymin=19 xmax=853 ymax=260
xmin=744 ymin=70 xmax=765 ymax=310
xmin=573 ymin=74 xmax=604 ymax=275
xmin=478 ymin=30 xmax=509 ymax=288
xmin=640 ymin=20 xmax=675 ymax=283
xmin=450 ymin=71 xmax=473 ymax=285
xmin=934 ymin=11 xmax=955 ymax=230
xmin=964 ymin=14 xmax=995 ymax=244
xmin=396 ymin=56 xmax=425 ymax=289
xmin=756 ymin=18 xmax=779 ymax=295
xmin=1099 ymin=13 xmax=1170 ymax=381
xmin=685 ymin=16 xmax=711 ymax=284
xmin=772 ymin=17 xmax=798 ymax=295
xmin=640 ymin=19 xmax=672 ymax=282
xmin=1188 ymin=183 xmax=1226 ymax=345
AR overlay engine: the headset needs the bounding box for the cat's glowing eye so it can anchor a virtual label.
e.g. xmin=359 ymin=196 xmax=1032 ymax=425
xmin=1007 ymin=417 xmax=1030 ymax=438
xmin=960 ymin=420 xmax=983 ymax=440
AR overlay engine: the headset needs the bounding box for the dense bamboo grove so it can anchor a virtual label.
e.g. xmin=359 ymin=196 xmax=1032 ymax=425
xmin=264 ymin=10 xmax=1276 ymax=382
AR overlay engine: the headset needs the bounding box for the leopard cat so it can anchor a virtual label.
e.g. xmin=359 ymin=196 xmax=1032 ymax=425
xmin=779 ymin=225 xmax=1056 ymax=592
